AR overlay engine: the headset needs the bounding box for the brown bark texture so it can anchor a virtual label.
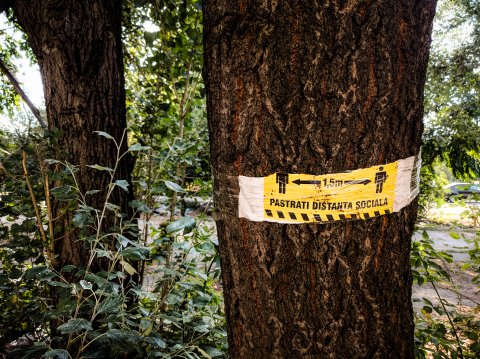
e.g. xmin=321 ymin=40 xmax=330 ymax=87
xmin=12 ymin=0 xmax=134 ymax=271
xmin=204 ymin=1 xmax=436 ymax=358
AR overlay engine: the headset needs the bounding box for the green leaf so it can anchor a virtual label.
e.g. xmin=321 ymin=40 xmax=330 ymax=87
xmin=57 ymin=318 xmax=93 ymax=334
xmin=73 ymin=212 xmax=91 ymax=228
xmin=43 ymin=159 xmax=62 ymax=165
xmin=94 ymin=249 xmax=113 ymax=259
xmin=166 ymin=216 xmax=195 ymax=233
xmin=465 ymin=331 xmax=478 ymax=340
xmin=48 ymin=281 xmax=71 ymax=289
xmin=42 ymin=349 xmax=69 ymax=359
xmin=152 ymin=336 xmax=166 ymax=349
xmin=165 ymin=180 xmax=186 ymax=193
xmin=114 ymin=179 xmax=130 ymax=192
xmin=155 ymin=267 xmax=183 ymax=277
xmin=26 ymin=265 xmax=50 ymax=279
xmin=120 ymin=260 xmax=137 ymax=275
xmin=80 ymin=280 xmax=93 ymax=290
xmin=97 ymin=296 xmax=124 ymax=315
xmin=166 ymin=294 xmax=182 ymax=305
xmin=61 ymin=265 xmax=77 ymax=273
xmin=439 ymin=252 xmax=453 ymax=263
xmin=129 ymin=200 xmax=151 ymax=212
xmin=93 ymin=131 xmax=115 ymax=140
xmin=87 ymin=164 xmax=113 ymax=172
xmin=85 ymin=273 xmax=108 ymax=287
xmin=105 ymin=202 xmax=120 ymax=212
xmin=117 ymin=234 xmax=130 ymax=247
xmin=50 ymin=185 xmax=74 ymax=199
xmin=201 ymin=347 xmax=224 ymax=358
xmin=140 ymin=318 xmax=153 ymax=336
xmin=7 ymin=346 xmax=48 ymax=358
xmin=470 ymin=342 xmax=480 ymax=352
xmin=128 ymin=143 xmax=150 ymax=152
xmin=85 ymin=189 xmax=101 ymax=195
xmin=194 ymin=324 xmax=210 ymax=333
xmin=105 ymin=329 xmax=140 ymax=345
xmin=449 ymin=231 xmax=460 ymax=239
xmin=422 ymin=305 xmax=432 ymax=314
xmin=144 ymin=31 xmax=158 ymax=46
xmin=422 ymin=298 xmax=433 ymax=307
xmin=121 ymin=247 xmax=149 ymax=261
xmin=26 ymin=266 xmax=57 ymax=281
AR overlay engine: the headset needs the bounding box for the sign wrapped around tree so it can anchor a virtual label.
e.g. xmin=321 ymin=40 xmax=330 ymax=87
xmin=204 ymin=1 xmax=436 ymax=357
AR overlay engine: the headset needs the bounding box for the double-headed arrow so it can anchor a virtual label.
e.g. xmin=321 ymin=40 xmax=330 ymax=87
xmin=292 ymin=178 xmax=371 ymax=186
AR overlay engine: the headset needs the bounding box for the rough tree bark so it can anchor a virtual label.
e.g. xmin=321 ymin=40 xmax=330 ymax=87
xmin=204 ymin=1 xmax=436 ymax=358
xmin=10 ymin=0 xmax=134 ymax=272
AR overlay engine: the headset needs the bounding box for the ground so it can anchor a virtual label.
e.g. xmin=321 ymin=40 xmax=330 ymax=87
xmin=412 ymin=228 xmax=479 ymax=310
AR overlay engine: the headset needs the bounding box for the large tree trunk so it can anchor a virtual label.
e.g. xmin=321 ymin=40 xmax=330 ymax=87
xmin=204 ymin=1 xmax=436 ymax=358
xmin=12 ymin=0 xmax=133 ymax=272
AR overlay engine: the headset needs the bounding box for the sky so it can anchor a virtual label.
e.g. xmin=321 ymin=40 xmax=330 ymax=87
xmin=0 ymin=13 xmax=44 ymax=130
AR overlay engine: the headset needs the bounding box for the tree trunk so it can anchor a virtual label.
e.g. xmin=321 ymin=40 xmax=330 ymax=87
xmin=203 ymin=1 xmax=436 ymax=358
xmin=12 ymin=0 xmax=133 ymax=272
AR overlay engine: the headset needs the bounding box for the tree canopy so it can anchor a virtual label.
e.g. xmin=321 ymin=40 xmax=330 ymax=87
xmin=423 ymin=0 xmax=480 ymax=178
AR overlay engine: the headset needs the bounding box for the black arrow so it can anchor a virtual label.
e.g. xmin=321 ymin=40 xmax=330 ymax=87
xmin=292 ymin=179 xmax=321 ymax=186
xmin=344 ymin=179 xmax=371 ymax=185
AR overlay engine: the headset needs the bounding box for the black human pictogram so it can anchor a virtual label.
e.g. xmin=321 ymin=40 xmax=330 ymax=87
xmin=374 ymin=167 xmax=387 ymax=193
xmin=276 ymin=173 xmax=289 ymax=194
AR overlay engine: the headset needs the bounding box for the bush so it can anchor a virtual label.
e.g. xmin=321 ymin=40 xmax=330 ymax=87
xmin=0 ymin=130 xmax=226 ymax=358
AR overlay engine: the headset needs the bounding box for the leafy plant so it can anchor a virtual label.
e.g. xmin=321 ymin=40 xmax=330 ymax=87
xmin=412 ymin=229 xmax=480 ymax=358
xmin=124 ymin=0 xmax=211 ymax=221
xmin=422 ymin=0 xmax=480 ymax=180
xmin=0 ymin=130 xmax=227 ymax=358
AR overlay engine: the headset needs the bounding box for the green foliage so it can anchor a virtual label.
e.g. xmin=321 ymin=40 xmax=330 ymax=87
xmin=0 ymin=131 xmax=226 ymax=358
xmin=412 ymin=229 xmax=480 ymax=358
xmin=423 ymin=0 xmax=480 ymax=180
xmin=0 ymin=17 xmax=22 ymax=118
xmin=0 ymin=218 xmax=49 ymax=350
xmin=124 ymin=0 xmax=211 ymax=208
xmin=418 ymin=161 xmax=455 ymax=214
xmin=0 ymin=126 xmax=52 ymax=350
xmin=464 ymin=226 xmax=480 ymax=284
xmin=411 ymin=230 xmax=454 ymax=287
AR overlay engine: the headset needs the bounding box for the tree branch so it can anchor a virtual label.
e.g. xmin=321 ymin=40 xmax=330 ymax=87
xmin=0 ymin=56 xmax=47 ymax=128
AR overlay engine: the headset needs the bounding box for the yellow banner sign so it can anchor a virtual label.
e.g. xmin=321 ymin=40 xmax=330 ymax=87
xmin=237 ymin=155 xmax=420 ymax=223
xmin=263 ymin=162 xmax=396 ymax=222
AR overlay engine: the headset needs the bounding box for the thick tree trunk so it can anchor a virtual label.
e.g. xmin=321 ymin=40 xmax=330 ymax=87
xmin=204 ymin=1 xmax=436 ymax=358
xmin=12 ymin=0 xmax=133 ymax=272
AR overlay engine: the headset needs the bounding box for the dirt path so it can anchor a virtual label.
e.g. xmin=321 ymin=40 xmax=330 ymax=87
xmin=412 ymin=229 xmax=479 ymax=311
xmin=412 ymin=202 xmax=479 ymax=314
